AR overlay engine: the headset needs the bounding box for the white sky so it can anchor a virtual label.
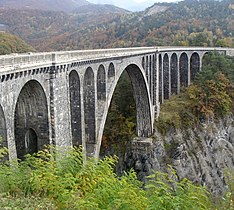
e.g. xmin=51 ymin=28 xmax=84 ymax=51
xmin=87 ymin=0 xmax=180 ymax=11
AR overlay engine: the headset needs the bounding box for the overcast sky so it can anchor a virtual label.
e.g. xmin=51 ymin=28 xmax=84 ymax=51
xmin=88 ymin=0 xmax=180 ymax=11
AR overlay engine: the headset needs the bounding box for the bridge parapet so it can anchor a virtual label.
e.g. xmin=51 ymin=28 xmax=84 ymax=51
xmin=0 ymin=47 xmax=156 ymax=72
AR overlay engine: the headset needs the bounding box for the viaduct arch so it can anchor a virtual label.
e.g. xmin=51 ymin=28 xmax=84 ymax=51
xmin=95 ymin=63 xmax=152 ymax=157
xmin=0 ymin=47 xmax=232 ymax=159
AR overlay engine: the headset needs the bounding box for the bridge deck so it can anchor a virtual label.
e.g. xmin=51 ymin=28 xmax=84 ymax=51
xmin=0 ymin=47 xmax=232 ymax=74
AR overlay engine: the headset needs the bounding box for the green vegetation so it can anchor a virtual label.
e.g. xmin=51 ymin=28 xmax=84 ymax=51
xmin=0 ymin=195 xmax=56 ymax=210
xmin=1 ymin=145 xmax=232 ymax=209
xmin=101 ymin=71 xmax=136 ymax=157
xmin=0 ymin=32 xmax=35 ymax=55
xmin=156 ymin=53 xmax=234 ymax=134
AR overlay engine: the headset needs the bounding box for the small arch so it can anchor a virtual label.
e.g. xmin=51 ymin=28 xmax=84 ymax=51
xmin=159 ymin=54 xmax=163 ymax=103
xmin=170 ymin=53 xmax=178 ymax=95
xmin=69 ymin=70 xmax=82 ymax=147
xmin=97 ymin=65 xmax=106 ymax=101
xmin=163 ymin=53 xmax=170 ymax=100
xmin=179 ymin=53 xmax=189 ymax=87
xmin=84 ymin=67 xmax=96 ymax=146
xmin=142 ymin=57 xmax=145 ymax=70
xmin=190 ymin=52 xmax=200 ymax=81
xmin=146 ymin=56 xmax=149 ymax=82
xmin=14 ymin=80 xmax=49 ymax=159
xmin=108 ymin=63 xmax=115 ymax=78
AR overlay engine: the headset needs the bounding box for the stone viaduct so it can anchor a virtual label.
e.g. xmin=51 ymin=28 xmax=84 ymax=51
xmin=0 ymin=47 xmax=233 ymax=160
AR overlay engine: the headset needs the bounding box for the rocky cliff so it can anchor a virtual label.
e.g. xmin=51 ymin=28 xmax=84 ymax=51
xmin=124 ymin=116 xmax=234 ymax=195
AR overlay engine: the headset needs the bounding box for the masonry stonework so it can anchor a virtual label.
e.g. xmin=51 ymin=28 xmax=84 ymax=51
xmin=0 ymin=47 xmax=232 ymax=159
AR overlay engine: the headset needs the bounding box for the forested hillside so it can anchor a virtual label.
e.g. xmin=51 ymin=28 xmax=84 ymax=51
xmin=0 ymin=0 xmax=233 ymax=51
xmin=0 ymin=0 xmax=90 ymax=12
xmin=0 ymin=32 xmax=35 ymax=55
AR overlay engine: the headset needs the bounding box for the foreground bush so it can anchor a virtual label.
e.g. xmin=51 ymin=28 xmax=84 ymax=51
xmin=0 ymin=146 xmax=232 ymax=209
xmin=0 ymin=146 xmax=146 ymax=209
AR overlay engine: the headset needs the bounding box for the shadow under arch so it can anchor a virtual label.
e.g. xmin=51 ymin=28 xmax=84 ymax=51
xmin=97 ymin=64 xmax=106 ymax=101
xmin=0 ymin=104 xmax=8 ymax=160
xmin=163 ymin=53 xmax=169 ymax=100
xmin=96 ymin=63 xmax=152 ymax=158
xmin=83 ymin=67 xmax=96 ymax=155
xmin=190 ymin=52 xmax=200 ymax=81
xmin=108 ymin=62 xmax=115 ymax=79
xmin=14 ymin=80 xmax=49 ymax=160
xmin=170 ymin=53 xmax=178 ymax=95
xmin=159 ymin=54 xmax=163 ymax=103
xmin=179 ymin=52 xmax=189 ymax=87
xmin=69 ymin=70 xmax=82 ymax=147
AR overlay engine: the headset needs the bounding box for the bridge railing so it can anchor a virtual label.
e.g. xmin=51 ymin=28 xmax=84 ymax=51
xmin=52 ymin=47 xmax=157 ymax=63
xmin=0 ymin=52 xmax=53 ymax=70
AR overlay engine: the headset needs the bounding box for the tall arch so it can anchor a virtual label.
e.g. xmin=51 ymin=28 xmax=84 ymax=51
xmin=84 ymin=67 xmax=96 ymax=146
xmin=171 ymin=53 xmax=178 ymax=95
xmin=69 ymin=70 xmax=82 ymax=147
xmin=149 ymin=55 xmax=152 ymax=99
xmin=98 ymin=64 xmax=152 ymax=157
xmin=153 ymin=54 xmax=156 ymax=105
xmin=119 ymin=65 xmax=152 ymax=137
xmin=179 ymin=53 xmax=189 ymax=87
xmin=159 ymin=54 xmax=163 ymax=103
xmin=190 ymin=52 xmax=200 ymax=81
xmin=163 ymin=53 xmax=169 ymax=99
xmin=14 ymin=80 xmax=49 ymax=159
xmin=97 ymin=65 xmax=106 ymax=101
xmin=0 ymin=104 xmax=7 ymax=160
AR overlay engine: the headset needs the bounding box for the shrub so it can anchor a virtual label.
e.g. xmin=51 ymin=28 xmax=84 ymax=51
xmin=146 ymin=166 xmax=212 ymax=210
xmin=0 ymin=146 xmax=233 ymax=209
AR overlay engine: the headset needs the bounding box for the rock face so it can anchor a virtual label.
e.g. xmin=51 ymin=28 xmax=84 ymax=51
xmin=124 ymin=116 xmax=234 ymax=195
